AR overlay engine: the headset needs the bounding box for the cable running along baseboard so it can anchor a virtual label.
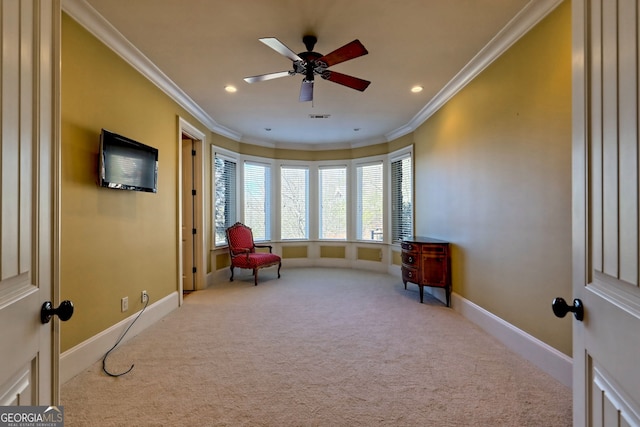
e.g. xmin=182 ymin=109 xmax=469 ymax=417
xmin=102 ymin=294 xmax=150 ymax=377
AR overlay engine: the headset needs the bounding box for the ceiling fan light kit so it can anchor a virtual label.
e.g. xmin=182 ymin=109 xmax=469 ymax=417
xmin=244 ymin=35 xmax=371 ymax=102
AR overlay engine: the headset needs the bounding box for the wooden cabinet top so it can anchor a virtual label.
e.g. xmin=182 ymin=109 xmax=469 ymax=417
xmin=402 ymin=236 xmax=449 ymax=245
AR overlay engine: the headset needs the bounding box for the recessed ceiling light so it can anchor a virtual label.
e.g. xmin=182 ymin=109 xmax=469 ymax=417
xmin=224 ymin=85 xmax=237 ymax=93
xmin=411 ymin=85 xmax=423 ymax=93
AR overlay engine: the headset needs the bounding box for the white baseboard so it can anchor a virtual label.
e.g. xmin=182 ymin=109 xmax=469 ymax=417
xmin=208 ymin=260 xmax=392 ymax=287
xmin=450 ymin=292 xmax=572 ymax=388
xmin=60 ymin=291 xmax=179 ymax=384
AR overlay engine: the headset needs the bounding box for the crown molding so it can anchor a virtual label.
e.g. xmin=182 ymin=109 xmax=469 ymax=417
xmin=349 ymin=135 xmax=388 ymax=149
xmin=242 ymin=134 xmax=386 ymax=151
xmin=239 ymin=136 xmax=277 ymax=149
xmin=271 ymin=135 xmax=386 ymax=151
xmin=385 ymin=0 xmax=564 ymax=142
xmin=62 ymin=0 xmax=242 ymax=142
xmin=274 ymin=141 xmax=353 ymax=151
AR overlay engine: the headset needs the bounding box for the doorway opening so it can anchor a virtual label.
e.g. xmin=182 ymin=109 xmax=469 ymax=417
xmin=178 ymin=118 xmax=206 ymax=304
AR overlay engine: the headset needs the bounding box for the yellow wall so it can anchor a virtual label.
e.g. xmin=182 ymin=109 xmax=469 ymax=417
xmin=320 ymin=246 xmax=346 ymax=259
xmin=60 ymin=14 xmax=209 ymax=352
xmin=413 ymin=1 xmax=572 ymax=355
xmin=282 ymin=246 xmax=308 ymax=259
xmin=357 ymin=247 xmax=383 ymax=262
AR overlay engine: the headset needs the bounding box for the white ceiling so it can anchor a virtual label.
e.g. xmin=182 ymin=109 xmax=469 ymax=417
xmin=65 ymin=0 xmax=559 ymax=150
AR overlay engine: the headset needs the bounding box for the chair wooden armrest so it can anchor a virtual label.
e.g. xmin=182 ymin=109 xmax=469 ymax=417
xmin=254 ymin=244 xmax=274 ymax=253
xmin=231 ymin=248 xmax=251 ymax=259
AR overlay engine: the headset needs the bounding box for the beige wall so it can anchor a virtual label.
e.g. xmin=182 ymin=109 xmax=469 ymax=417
xmin=60 ymin=14 xmax=209 ymax=352
xmin=413 ymin=1 xmax=572 ymax=355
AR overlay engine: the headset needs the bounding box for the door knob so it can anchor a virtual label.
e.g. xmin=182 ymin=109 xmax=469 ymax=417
xmin=552 ymin=297 xmax=583 ymax=321
xmin=41 ymin=300 xmax=74 ymax=324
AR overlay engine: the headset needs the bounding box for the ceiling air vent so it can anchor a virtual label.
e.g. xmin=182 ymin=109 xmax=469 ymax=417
xmin=309 ymin=114 xmax=331 ymax=119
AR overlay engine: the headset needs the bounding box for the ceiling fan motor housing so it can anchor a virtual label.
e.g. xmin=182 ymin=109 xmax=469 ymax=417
xmin=295 ymin=51 xmax=325 ymax=82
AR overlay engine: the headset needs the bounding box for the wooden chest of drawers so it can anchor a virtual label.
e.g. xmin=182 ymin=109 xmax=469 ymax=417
xmin=401 ymin=237 xmax=451 ymax=306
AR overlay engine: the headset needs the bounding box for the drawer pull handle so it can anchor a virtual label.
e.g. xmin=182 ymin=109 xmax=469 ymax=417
xmin=408 ymin=256 xmax=414 ymax=263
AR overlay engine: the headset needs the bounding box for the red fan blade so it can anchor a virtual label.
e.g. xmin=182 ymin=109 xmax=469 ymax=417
xmin=317 ymin=39 xmax=368 ymax=67
xmin=321 ymin=71 xmax=370 ymax=92
xmin=299 ymin=80 xmax=314 ymax=102
xmin=259 ymin=37 xmax=303 ymax=62
xmin=244 ymin=71 xmax=291 ymax=84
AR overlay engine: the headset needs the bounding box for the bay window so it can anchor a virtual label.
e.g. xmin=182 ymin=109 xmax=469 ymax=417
xmin=213 ymin=146 xmax=412 ymax=245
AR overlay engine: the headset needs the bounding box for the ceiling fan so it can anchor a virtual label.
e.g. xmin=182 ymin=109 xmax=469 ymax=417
xmin=243 ymin=35 xmax=371 ymax=102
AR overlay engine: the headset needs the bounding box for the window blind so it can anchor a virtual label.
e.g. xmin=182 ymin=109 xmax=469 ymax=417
xmin=319 ymin=166 xmax=347 ymax=239
xmin=280 ymin=166 xmax=309 ymax=239
xmin=213 ymin=153 xmax=237 ymax=246
xmin=391 ymin=154 xmax=413 ymax=242
xmin=356 ymin=162 xmax=384 ymax=241
xmin=244 ymin=161 xmax=271 ymax=241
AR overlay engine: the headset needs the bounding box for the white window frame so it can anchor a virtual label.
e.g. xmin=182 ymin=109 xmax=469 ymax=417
xmin=353 ymin=156 xmax=386 ymax=242
xmin=212 ymin=148 xmax=239 ymax=247
xmin=389 ymin=146 xmax=414 ymax=243
xmin=279 ymin=164 xmax=310 ymax=240
xmin=318 ymin=164 xmax=349 ymax=241
xmin=242 ymin=158 xmax=274 ymax=242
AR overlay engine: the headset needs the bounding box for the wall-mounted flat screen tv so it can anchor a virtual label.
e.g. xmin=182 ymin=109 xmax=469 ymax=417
xmin=99 ymin=129 xmax=158 ymax=193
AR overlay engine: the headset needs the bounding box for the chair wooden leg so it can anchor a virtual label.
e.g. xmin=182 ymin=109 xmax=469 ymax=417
xmin=254 ymin=269 xmax=258 ymax=286
xmin=229 ymin=266 xmax=235 ymax=282
xmin=277 ymin=262 xmax=281 ymax=278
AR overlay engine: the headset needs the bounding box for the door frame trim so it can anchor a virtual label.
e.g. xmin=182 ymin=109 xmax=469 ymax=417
xmin=571 ymin=0 xmax=588 ymax=424
xmin=52 ymin=0 xmax=63 ymax=404
xmin=177 ymin=117 xmax=206 ymax=305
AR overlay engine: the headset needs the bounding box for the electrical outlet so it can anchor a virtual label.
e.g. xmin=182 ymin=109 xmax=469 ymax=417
xmin=141 ymin=290 xmax=148 ymax=304
xmin=121 ymin=297 xmax=128 ymax=312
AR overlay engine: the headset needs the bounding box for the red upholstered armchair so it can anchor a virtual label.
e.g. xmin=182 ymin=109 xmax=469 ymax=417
xmin=225 ymin=222 xmax=281 ymax=286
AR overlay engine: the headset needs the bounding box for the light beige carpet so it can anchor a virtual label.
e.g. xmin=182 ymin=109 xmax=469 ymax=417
xmin=61 ymin=267 xmax=571 ymax=426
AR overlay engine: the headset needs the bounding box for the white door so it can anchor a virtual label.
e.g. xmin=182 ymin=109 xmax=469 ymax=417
xmin=0 ymin=0 xmax=60 ymax=405
xmin=572 ymin=0 xmax=640 ymax=425
xmin=181 ymin=137 xmax=195 ymax=292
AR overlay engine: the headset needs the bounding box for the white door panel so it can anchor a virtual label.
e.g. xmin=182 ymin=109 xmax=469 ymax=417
xmin=573 ymin=0 xmax=640 ymax=425
xmin=0 ymin=0 xmax=59 ymax=405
